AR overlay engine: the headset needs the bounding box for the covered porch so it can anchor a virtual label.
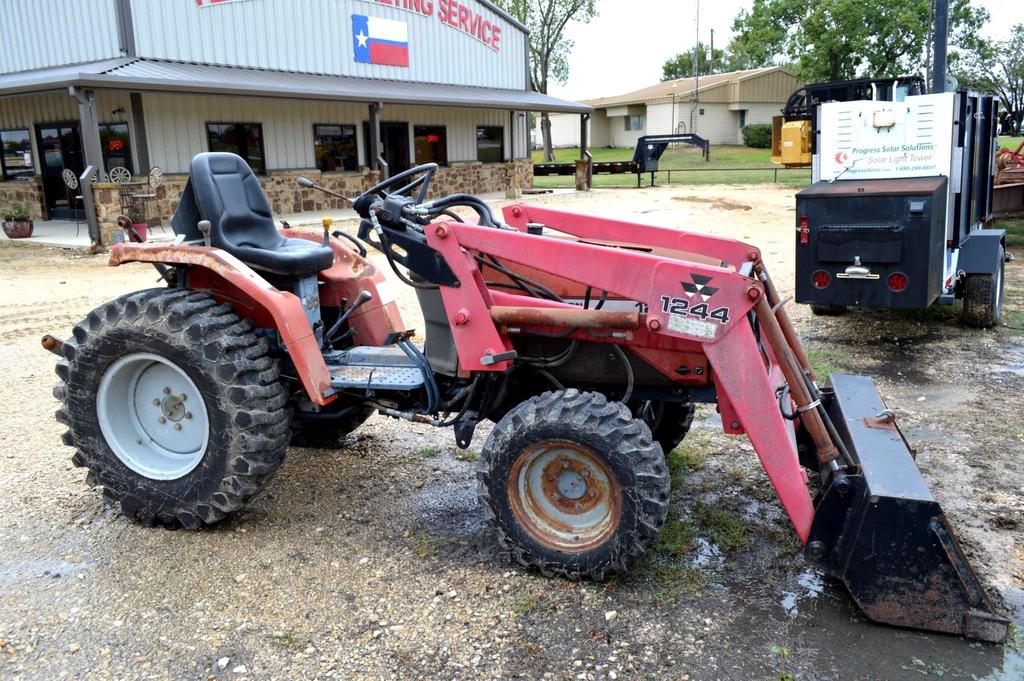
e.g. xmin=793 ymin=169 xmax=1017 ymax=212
xmin=0 ymin=58 xmax=589 ymax=247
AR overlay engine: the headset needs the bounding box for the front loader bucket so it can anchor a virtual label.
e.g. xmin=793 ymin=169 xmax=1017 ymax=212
xmin=807 ymin=374 xmax=1009 ymax=643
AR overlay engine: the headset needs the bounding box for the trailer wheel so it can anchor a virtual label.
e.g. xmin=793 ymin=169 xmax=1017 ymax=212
xmin=478 ymin=390 xmax=669 ymax=581
xmin=962 ymin=246 xmax=1005 ymax=328
xmin=810 ymin=304 xmax=847 ymax=316
xmin=54 ymin=288 xmax=290 ymax=529
xmin=290 ymin=405 xmax=375 ymax=448
xmin=634 ymin=400 xmax=695 ymax=453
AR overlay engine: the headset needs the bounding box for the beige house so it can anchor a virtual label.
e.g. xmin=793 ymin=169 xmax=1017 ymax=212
xmin=539 ymin=67 xmax=804 ymax=148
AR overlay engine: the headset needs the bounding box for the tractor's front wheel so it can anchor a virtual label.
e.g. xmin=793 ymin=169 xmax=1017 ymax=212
xmin=55 ymin=288 xmax=291 ymax=528
xmin=478 ymin=390 xmax=669 ymax=581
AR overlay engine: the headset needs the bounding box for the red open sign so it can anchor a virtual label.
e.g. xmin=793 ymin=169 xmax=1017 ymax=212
xmin=108 ymin=139 xmax=125 ymax=152
xmin=426 ymin=134 xmax=440 ymax=144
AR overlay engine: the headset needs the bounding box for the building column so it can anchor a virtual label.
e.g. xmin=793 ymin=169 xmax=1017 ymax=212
xmin=129 ymin=92 xmax=150 ymax=173
xmin=579 ymin=112 xmax=592 ymax=191
xmin=69 ymin=87 xmax=105 ymax=245
xmin=69 ymin=87 xmax=107 ymax=181
xmin=369 ymin=102 xmax=386 ymax=179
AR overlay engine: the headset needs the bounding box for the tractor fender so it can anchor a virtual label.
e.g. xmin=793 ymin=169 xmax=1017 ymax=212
xmin=958 ymin=229 xmax=1006 ymax=276
xmin=108 ymin=243 xmax=335 ymax=406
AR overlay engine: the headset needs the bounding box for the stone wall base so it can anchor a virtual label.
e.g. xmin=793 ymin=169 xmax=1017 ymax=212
xmin=91 ymin=160 xmax=534 ymax=245
xmin=0 ymin=178 xmax=46 ymax=222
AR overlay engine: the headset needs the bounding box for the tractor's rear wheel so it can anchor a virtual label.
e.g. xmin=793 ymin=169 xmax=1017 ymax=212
xmin=478 ymin=390 xmax=669 ymax=580
xmin=55 ymin=288 xmax=290 ymax=528
xmin=290 ymin=405 xmax=375 ymax=448
xmin=634 ymin=400 xmax=696 ymax=454
xmin=962 ymin=246 xmax=1005 ymax=328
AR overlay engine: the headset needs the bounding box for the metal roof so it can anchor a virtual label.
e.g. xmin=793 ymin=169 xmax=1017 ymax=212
xmin=0 ymin=58 xmax=589 ymax=114
xmin=581 ymin=67 xmax=797 ymax=108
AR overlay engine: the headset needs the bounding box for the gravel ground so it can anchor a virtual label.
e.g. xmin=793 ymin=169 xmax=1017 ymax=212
xmin=1 ymin=184 xmax=1022 ymax=681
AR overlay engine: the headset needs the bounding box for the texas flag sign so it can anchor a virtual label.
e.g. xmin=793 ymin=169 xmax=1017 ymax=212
xmin=352 ymin=15 xmax=409 ymax=68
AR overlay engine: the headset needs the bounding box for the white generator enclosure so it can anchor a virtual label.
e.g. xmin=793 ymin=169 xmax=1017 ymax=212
xmin=795 ymin=91 xmax=1005 ymax=326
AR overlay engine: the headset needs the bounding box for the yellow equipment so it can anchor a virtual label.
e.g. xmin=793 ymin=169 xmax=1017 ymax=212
xmin=771 ymin=116 xmax=812 ymax=167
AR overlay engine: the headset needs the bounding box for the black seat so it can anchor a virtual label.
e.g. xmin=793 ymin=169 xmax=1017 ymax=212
xmin=188 ymin=152 xmax=333 ymax=277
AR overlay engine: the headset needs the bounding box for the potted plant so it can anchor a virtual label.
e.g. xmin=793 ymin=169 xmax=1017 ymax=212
xmin=128 ymin=206 xmax=148 ymax=242
xmin=2 ymin=201 xmax=33 ymax=239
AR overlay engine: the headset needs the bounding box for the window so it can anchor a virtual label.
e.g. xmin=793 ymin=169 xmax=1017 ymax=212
xmin=739 ymin=110 xmax=747 ymax=130
xmin=100 ymin=123 xmax=132 ymax=174
xmin=206 ymin=123 xmax=266 ymax=173
xmin=625 ymin=116 xmax=644 ymax=131
xmin=476 ymin=125 xmax=504 ymax=163
xmin=0 ymin=129 xmax=33 ymax=180
xmin=414 ymin=125 xmax=447 ymax=165
xmin=314 ymin=124 xmax=358 ymax=172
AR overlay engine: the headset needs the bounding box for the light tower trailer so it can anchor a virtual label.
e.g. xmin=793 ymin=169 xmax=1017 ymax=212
xmin=795 ymin=91 xmax=1007 ymax=327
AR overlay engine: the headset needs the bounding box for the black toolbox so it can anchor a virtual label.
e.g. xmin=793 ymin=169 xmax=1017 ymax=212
xmin=795 ymin=177 xmax=947 ymax=309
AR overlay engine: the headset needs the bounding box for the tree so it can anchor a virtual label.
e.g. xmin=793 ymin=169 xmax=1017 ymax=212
xmin=661 ymin=43 xmax=726 ymax=81
xmin=728 ymin=0 xmax=988 ymax=83
xmin=496 ymin=0 xmax=599 ymax=161
xmin=953 ymin=25 xmax=1024 ymax=135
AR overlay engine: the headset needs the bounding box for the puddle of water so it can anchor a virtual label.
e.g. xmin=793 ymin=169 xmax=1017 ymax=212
xmin=690 ymin=538 xmax=724 ymax=569
xmin=720 ymin=565 xmax=1023 ymax=681
xmin=778 ymin=568 xmax=825 ymax=618
xmin=991 ymin=345 xmax=1024 ymax=378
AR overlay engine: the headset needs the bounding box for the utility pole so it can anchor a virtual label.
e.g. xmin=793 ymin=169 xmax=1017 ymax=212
xmin=710 ymin=29 xmax=715 ymax=74
xmin=932 ymin=0 xmax=948 ymax=93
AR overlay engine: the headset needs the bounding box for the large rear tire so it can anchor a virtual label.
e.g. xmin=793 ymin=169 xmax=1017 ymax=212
xmin=55 ymin=288 xmax=291 ymax=528
xmin=478 ymin=390 xmax=669 ymax=581
xmin=962 ymin=246 xmax=1005 ymax=328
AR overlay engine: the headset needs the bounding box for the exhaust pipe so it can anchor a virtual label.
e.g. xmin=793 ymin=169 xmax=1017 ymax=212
xmin=808 ymin=374 xmax=1009 ymax=642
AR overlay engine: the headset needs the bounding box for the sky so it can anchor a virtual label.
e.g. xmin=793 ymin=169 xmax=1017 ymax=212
xmin=547 ymin=0 xmax=1024 ymax=101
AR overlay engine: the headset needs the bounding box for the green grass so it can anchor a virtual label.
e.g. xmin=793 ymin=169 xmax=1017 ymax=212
xmin=531 ymin=145 xmax=811 ymax=188
xmin=510 ymin=592 xmax=552 ymax=616
xmin=454 ymin=449 xmax=481 ymax=463
xmin=693 ymin=504 xmax=749 ymax=552
xmin=994 ymin=216 xmax=1024 ymax=249
xmin=998 ymin=136 xmax=1023 ymax=150
xmin=665 ymin=433 xmax=710 ymax=490
xmin=408 ymin=530 xmax=449 ymax=558
xmin=805 ymin=347 xmax=842 ymax=381
xmin=415 ymin=445 xmax=441 ymax=460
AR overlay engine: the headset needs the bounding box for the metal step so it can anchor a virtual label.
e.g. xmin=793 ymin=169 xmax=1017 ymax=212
xmin=326 ymin=345 xmax=426 ymax=391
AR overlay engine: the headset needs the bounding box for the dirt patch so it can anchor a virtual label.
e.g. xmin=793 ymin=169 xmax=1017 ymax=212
xmin=673 ymin=195 xmax=754 ymax=211
xmin=1 ymin=184 xmax=1022 ymax=680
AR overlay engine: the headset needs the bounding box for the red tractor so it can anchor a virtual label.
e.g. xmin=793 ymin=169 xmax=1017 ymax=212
xmin=48 ymin=153 xmax=1007 ymax=642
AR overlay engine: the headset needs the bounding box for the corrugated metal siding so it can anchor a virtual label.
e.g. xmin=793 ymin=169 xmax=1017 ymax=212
xmin=0 ymin=0 xmax=121 ymax=74
xmin=130 ymin=0 xmax=526 ymax=89
xmin=143 ymin=92 xmax=521 ymax=173
xmin=737 ymin=71 xmax=804 ymax=103
xmin=0 ymin=90 xmax=133 ymax=173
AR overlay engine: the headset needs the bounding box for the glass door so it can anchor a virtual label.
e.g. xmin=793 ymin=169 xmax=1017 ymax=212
xmin=36 ymin=123 xmax=85 ymax=219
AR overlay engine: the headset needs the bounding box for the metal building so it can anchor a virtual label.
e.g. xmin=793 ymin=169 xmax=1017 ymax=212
xmin=0 ymin=0 xmax=587 ymax=241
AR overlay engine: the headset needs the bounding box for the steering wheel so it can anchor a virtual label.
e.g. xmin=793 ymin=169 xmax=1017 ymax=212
xmin=358 ymin=163 xmax=438 ymax=207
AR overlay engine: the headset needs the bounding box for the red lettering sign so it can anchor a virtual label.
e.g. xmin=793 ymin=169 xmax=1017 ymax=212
xmin=437 ymin=0 xmax=500 ymax=51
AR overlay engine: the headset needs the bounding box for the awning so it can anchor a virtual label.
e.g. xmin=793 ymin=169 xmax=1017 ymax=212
xmin=0 ymin=58 xmax=590 ymax=114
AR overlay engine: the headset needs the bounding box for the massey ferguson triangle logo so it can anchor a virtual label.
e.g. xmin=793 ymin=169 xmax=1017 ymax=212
xmin=682 ymin=274 xmax=718 ymax=301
